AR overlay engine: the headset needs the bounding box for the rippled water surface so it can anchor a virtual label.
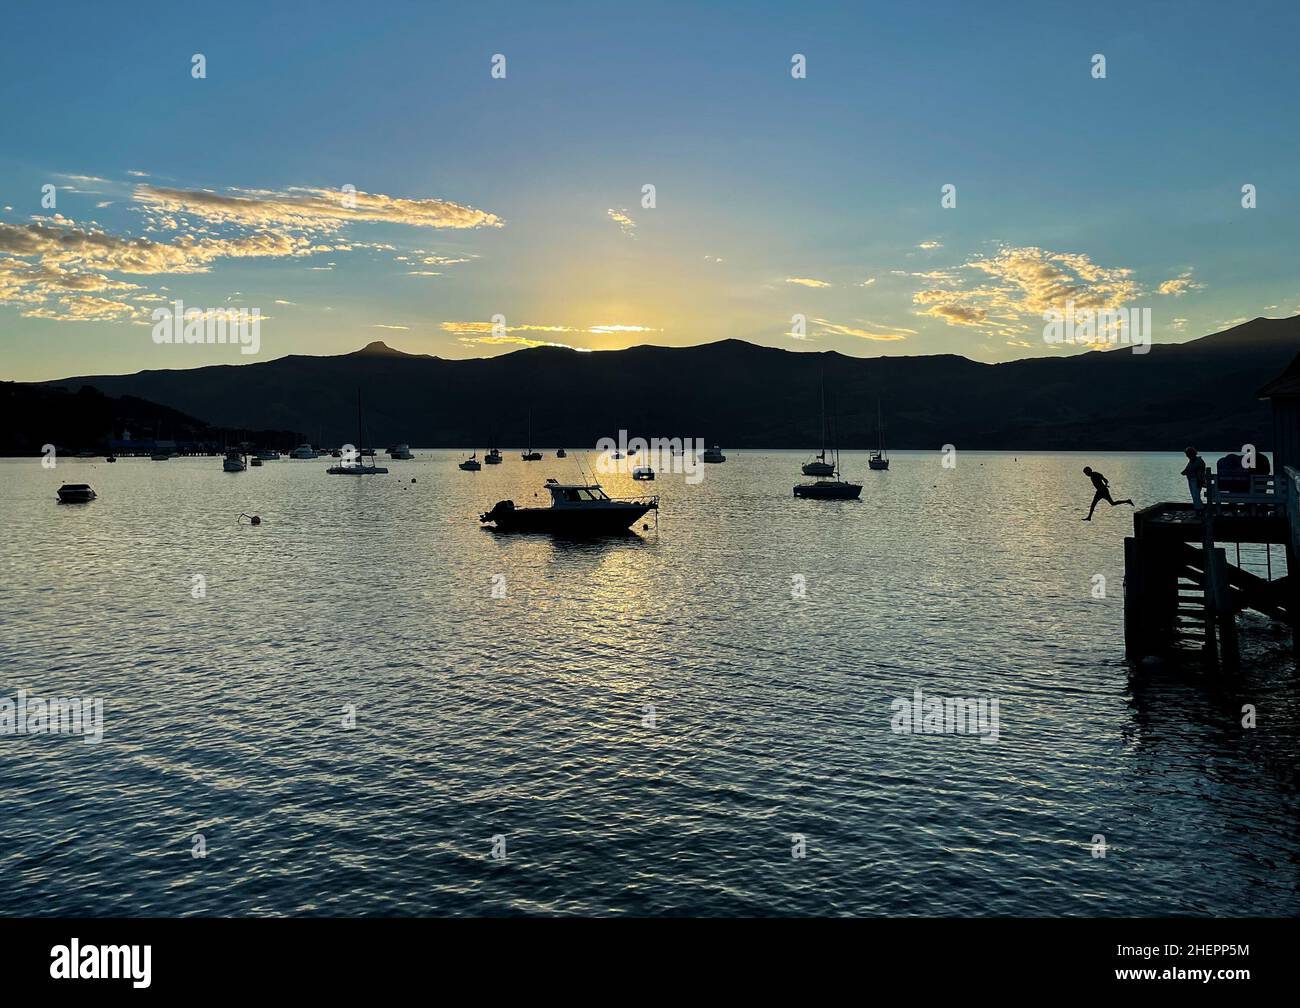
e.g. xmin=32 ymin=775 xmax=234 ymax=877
xmin=2 ymin=451 xmax=1298 ymax=916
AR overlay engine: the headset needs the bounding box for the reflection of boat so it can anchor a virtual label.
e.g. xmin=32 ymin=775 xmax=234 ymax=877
xmin=868 ymin=400 xmax=889 ymax=470
xmin=556 ymin=448 xmax=567 ymax=458
xmin=703 ymin=446 xmax=726 ymax=463
xmin=485 ymin=447 xmax=502 ymax=464
xmin=328 ymin=390 xmax=389 ymax=475
xmin=57 ymin=483 xmax=96 ymax=503
xmin=290 ymin=444 xmax=317 ymax=459
xmin=223 ymin=450 xmax=246 ymax=472
xmin=390 ymin=444 xmax=414 ymax=460
xmin=480 ymin=479 xmax=657 ymax=534
xmin=459 ymin=452 xmax=481 ymax=471
xmin=802 ymin=376 xmax=835 ymax=476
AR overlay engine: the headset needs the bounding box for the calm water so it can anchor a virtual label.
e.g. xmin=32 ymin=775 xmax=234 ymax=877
xmin=2 ymin=450 xmax=1297 ymax=917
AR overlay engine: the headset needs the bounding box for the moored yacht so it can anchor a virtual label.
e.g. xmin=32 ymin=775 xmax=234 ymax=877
xmin=459 ymin=452 xmax=482 ymax=471
xmin=556 ymin=448 xmax=567 ymax=458
xmin=390 ymin=444 xmax=414 ymax=460
xmin=632 ymin=465 xmax=655 ymax=480
xmin=289 ymin=443 xmax=317 ymax=459
xmin=703 ymin=445 xmax=726 ymax=463
xmin=222 ymin=450 xmax=246 ymax=472
xmin=868 ymin=400 xmax=889 ymax=470
xmin=255 ymin=450 xmax=280 ymax=461
xmin=480 ymin=479 xmax=657 ymax=534
xmin=485 ymin=447 xmax=502 ymax=464
xmin=328 ymin=389 xmax=389 ymax=475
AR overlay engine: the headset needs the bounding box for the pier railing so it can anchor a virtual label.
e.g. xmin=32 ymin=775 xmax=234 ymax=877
xmin=1203 ymin=473 xmax=1281 ymax=514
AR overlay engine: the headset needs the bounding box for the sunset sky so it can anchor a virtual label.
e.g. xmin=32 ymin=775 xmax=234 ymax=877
xmin=2 ymin=0 xmax=1299 ymax=381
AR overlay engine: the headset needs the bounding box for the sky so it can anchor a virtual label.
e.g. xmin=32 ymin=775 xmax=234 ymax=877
xmin=2 ymin=0 xmax=1298 ymax=381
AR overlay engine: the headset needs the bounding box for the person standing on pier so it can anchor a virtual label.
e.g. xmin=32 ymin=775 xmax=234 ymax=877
xmin=1082 ymin=466 xmax=1134 ymax=520
xmin=1181 ymin=447 xmax=1207 ymax=510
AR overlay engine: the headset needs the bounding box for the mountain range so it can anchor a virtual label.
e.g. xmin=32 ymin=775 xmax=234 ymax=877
xmin=36 ymin=316 xmax=1300 ymax=451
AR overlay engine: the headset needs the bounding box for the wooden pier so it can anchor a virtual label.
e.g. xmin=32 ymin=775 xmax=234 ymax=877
xmin=1123 ymin=474 xmax=1298 ymax=669
xmin=1125 ymin=353 xmax=1300 ymax=669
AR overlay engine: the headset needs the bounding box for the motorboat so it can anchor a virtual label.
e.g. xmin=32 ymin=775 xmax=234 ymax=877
xmin=556 ymin=448 xmax=567 ymax=458
xmin=150 ymin=452 xmax=170 ymax=461
xmin=632 ymin=466 xmax=655 ymax=480
xmin=480 ymin=479 xmax=658 ymax=534
xmin=56 ymin=483 xmax=96 ymax=503
xmin=106 ymin=456 xmax=117 ymax=463
xmin=289 ymin=444 xmax=317 ymax=459
xmin=255 ymin=450 xmax=280 ymax=461
xmin=459 ymin=453 xmax=482 ymax=471
xmin=702 ymin=445 xmax=726 ymax=463
xmin=223 ymin=451 xmax=246 ymax=472
xmin=250 ymin=456 xmax=263 ymax=467
xmin=485 ymin=448 xmax=502 ymax=464
xmin=390 ymin=444 xmax=414 ymax=460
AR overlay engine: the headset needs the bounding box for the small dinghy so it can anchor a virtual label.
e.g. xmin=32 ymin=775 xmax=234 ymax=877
xmin=57 ymin=483 xmax=96 ymax=503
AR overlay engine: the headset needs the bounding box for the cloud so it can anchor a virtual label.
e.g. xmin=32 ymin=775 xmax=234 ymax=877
xmin=812 ymin=317 xmax=912 ymax=341
xmin=917 ymin=240 xmax=944 ymax=250
xmin=456 ymin=334 xmax=590 ymax=351
xmin=372 ymin=324 xmax=409 ymax=330
xmin=911 ymin=246 xmax=1141 ymax=335
xmin=786 ymin=277 xmax=832 ymax=288
xmin=1158 ymin=271 xmax=1204 ymax=296
xmin=858 ymin=277 xmax=876 ymax=287
xmin=607 ymin=208 xmax=636 ymax=237
xmin=133 ymin=184 xmax=502 ymax=232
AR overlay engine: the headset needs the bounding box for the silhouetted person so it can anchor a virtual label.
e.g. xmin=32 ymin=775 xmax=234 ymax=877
xmin=1216 ymin=452 xmax=1248 ymax=493
xmin=1082 ymin=466 xmax=1133 ymax=520
xmin=1181 ymin=447 xmax=1206 ymax=510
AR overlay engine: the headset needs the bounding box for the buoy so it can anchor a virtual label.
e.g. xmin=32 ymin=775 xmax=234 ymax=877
xmin=411 ymin=478 xmax=416 ymax=484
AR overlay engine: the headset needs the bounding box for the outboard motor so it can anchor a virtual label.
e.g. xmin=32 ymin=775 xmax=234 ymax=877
xmin=480 ymin=499 xmax=515 ymax=523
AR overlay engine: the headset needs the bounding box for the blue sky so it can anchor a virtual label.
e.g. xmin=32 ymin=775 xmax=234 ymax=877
xmin=2 ymin=0 xmax=1298 ymax=380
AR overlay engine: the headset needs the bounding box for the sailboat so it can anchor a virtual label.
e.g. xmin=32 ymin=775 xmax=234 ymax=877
xmin=485 ymin=446 xmax=502 ymax=464
xmin=868 ymin=400 xmax=889 ymax=470
xmin=328 ymin=389 xmax=389 ymax=475
xmin=521 ymin=410 xmax=541 ymax=461
xmin=801 ymin=375 xmax=835 ymax=476
xmin=459 ymin=452 xmax=482 ymax=471
xmin=794 ymin=397 xmax=861 ymax=499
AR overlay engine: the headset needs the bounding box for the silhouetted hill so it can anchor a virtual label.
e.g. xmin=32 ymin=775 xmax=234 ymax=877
xmin=0 ymin=382 xmax=304 ymax=455
xmin=37 ymin=317 xmax=1300 ymax=451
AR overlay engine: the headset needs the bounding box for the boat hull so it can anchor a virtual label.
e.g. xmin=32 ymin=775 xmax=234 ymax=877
xmin=793 ymin=481 xmax=862 ymax=500
xmin=483 ymin=504 xmax=655 ymax=534
xmin=327 ymin=465 xmax=389 ymax=475
xmin=868 ymin=459 xmax=889 ymax=470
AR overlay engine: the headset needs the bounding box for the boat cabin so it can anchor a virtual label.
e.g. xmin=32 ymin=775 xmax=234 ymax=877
xmin=545 ymin=479 xmax=613 ymax=506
